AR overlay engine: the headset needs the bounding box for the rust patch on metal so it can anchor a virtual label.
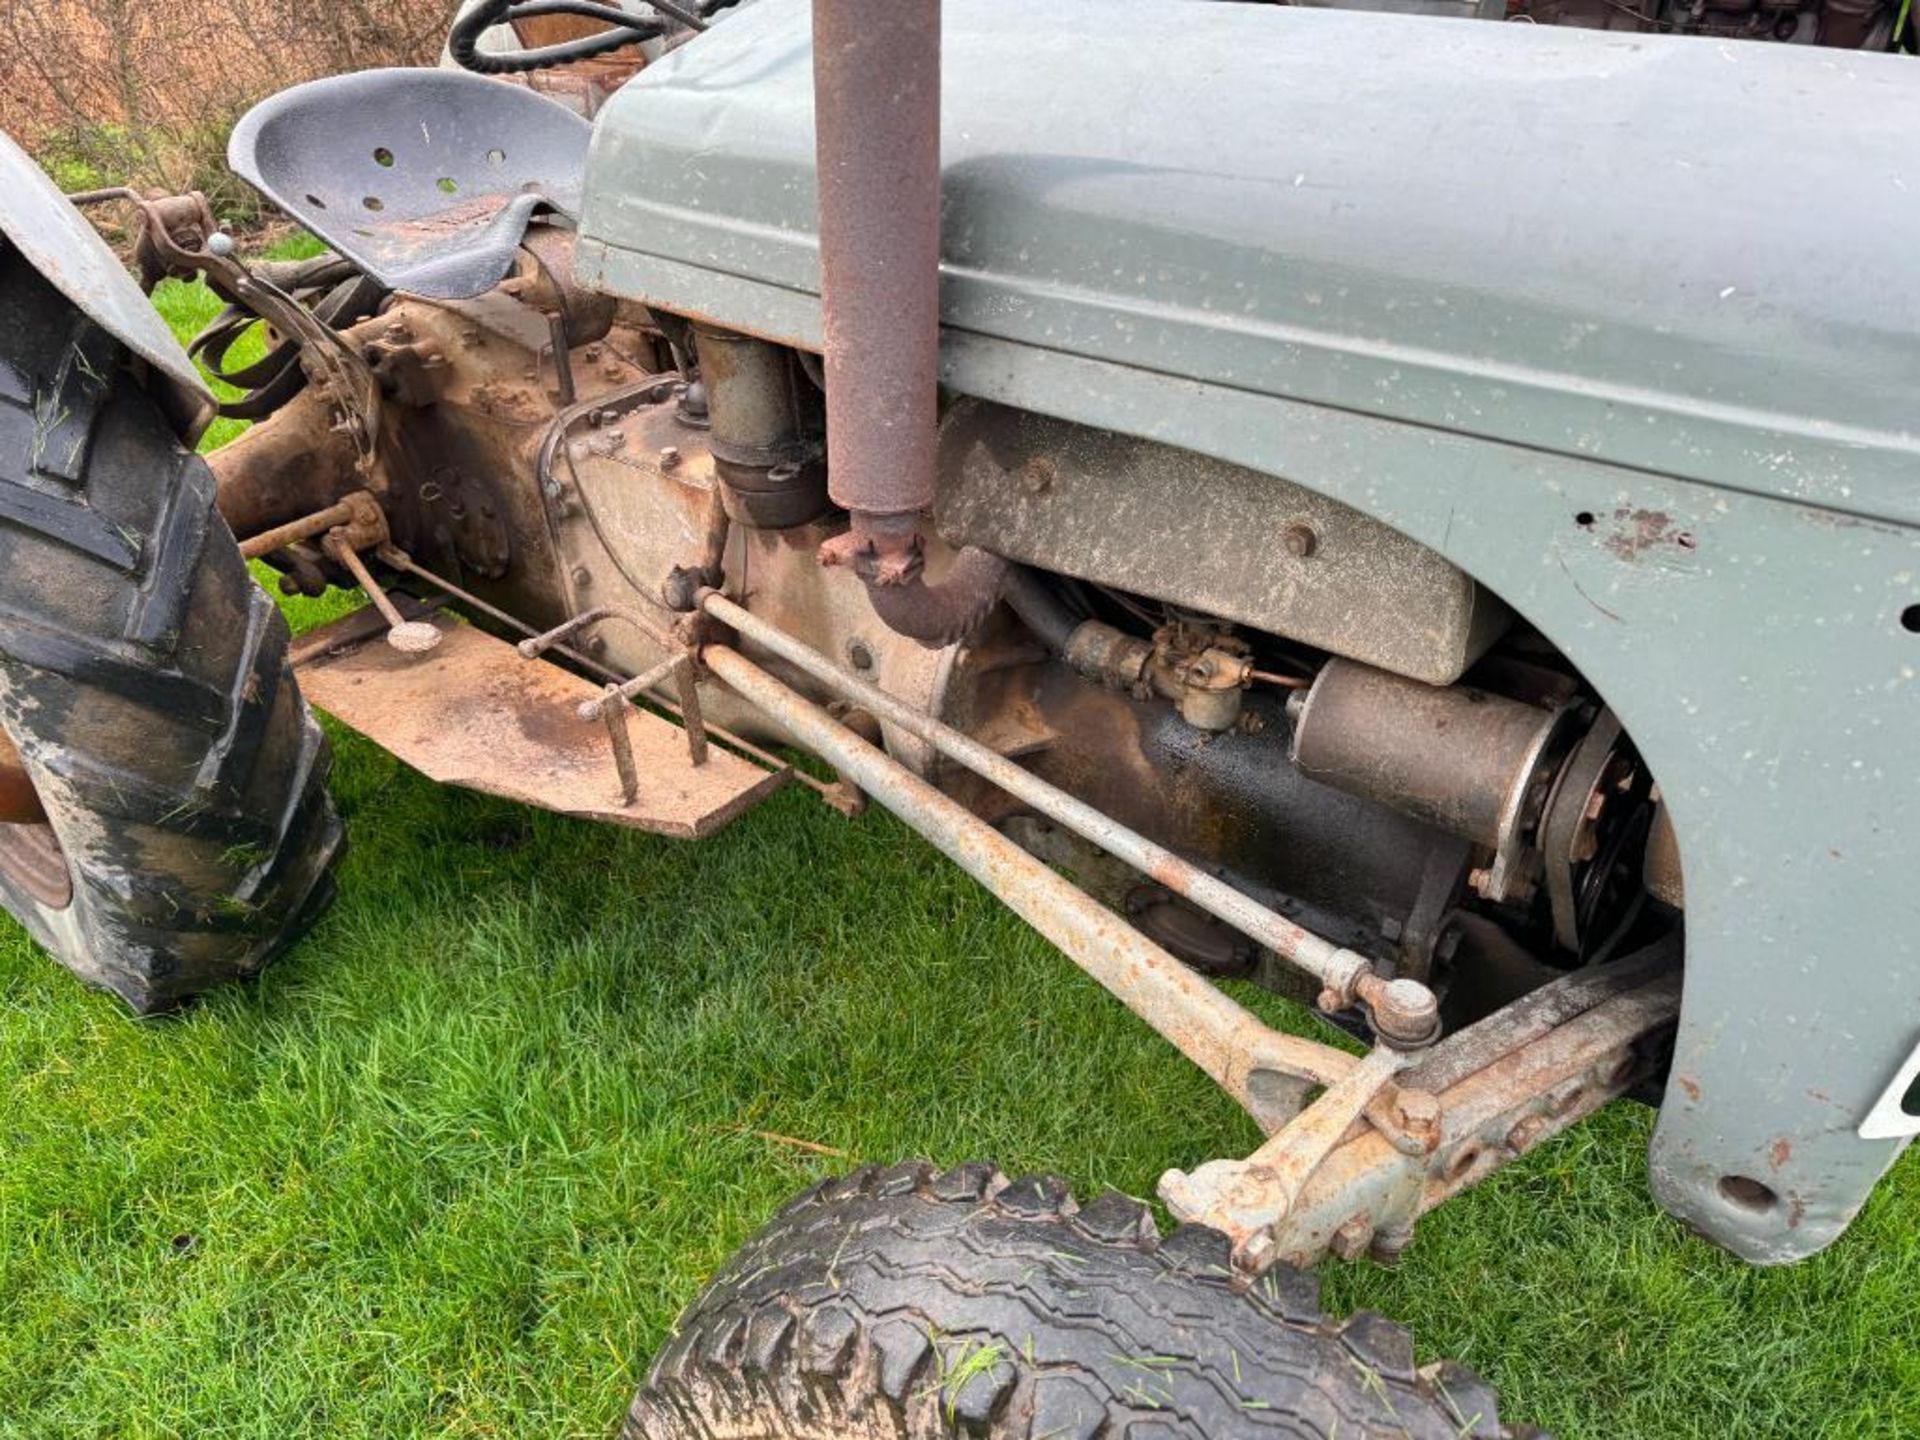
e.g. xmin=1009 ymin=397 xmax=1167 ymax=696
xmin=1598 ymin=506 xmax=1698 ymax=562
xmin=378 ymin=194 xmax=513 ymax=243
xmin=295 ymin=606 xmax=785 ymax=838
xmin=1769 ymin=1139 xmax=1793 ymax=1169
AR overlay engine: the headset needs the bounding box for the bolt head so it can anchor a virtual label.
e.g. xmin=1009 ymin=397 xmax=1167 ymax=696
xmin=1391 ymin=1087 xmax=1443 ymax=1137
xmin=1281 ymin=522 xmax=1318 ymax=558
xmin=659 ymin=446 xmax=682 ymax=470
xmin=1328 ymin=1216 xmax=1374 ymax=1262
xmin=1232 ymin=1231 xmax=1276 ymax=1273
xmin=1507 ymin=1114 xmax=1550 ymax=1153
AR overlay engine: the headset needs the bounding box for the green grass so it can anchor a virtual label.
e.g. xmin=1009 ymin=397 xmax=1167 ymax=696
xmin=0 ymin=260 xmax=1916 ymax=1439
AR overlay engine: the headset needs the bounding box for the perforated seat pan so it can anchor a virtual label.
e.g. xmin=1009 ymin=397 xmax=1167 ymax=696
xmin=229 ymin=68 xmax=591 ymax=299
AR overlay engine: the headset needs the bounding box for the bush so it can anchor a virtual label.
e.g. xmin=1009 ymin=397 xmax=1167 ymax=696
xmin=2 ymin=0 xmax=461 ymax=214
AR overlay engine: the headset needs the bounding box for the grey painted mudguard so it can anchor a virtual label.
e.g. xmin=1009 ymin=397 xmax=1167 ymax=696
xmin=576 ymin=0 xmax=1920 ymax=1264
xmin=0 ymin=131 xmax=212 ymax=430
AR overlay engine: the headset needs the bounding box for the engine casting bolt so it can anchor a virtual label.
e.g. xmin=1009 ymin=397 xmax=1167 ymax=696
xmin=659 ymin=446 xmax=682 ymax=471
xmin=1282 ymin=522 xmax=1318 ymax=558
xmin=572 ymin=566 xmax=593 ymax=588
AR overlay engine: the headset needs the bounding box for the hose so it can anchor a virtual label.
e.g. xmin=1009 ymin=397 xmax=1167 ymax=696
xmin=1000 ymin=565 xmax=1082 ymax=654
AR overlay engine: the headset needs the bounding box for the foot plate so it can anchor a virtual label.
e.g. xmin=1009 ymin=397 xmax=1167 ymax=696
xmin=294 ymin=607 xmax=787 ymax=838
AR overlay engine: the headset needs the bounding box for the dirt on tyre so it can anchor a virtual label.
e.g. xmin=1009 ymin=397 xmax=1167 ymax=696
xmin=0 ymin=243 xmax=342 ymax=1012
xmin=628 ymin=1161 xmax=1535 ymax=1439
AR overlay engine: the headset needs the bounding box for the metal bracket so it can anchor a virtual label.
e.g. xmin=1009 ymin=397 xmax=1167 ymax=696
xmin=1160 ymin=952 xmax=1681 ymax=1273
xmin=519 ymin=605 xmax=710 ymax=806
xmin=1160 ymin=1044 xmax=1410 ymax=1272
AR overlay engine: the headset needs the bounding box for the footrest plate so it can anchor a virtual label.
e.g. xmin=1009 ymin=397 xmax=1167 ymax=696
xmin=294 ymin=607 xmax=786 ymax=838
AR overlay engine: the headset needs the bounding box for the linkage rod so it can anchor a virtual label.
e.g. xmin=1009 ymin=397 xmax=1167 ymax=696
xmin=700 ymin=591 xmax=1436 ymax=1042
xmin=702 ymin=642 xmax=1359 ymax=1130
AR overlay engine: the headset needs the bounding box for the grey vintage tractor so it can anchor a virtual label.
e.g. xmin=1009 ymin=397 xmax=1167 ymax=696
xmin=1 ymin=0 xmax=1915 ymax=1433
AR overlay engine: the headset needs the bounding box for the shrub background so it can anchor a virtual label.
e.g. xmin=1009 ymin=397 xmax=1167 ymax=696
xmin=0 ymin=0 xmax=460 ymax=215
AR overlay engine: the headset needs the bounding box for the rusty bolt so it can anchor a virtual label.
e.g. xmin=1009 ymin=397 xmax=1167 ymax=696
xmin=584 ymin=345 xmax=604 ymax=363
xmin=659 ymin=446 xmax=682 ymax=471
xmin=1232 ymin=1230 xmax=1276 ymax=1274
xmin=571 ymin=566 xmax=593 ymax=588
xmin=1391 ymin=1087 xmax=1442 ymax=1140
xmin=1507 ymin=1114 xmax=1550 ymax=1153
xmin=1467 ymin=866 xmax=1493 ymax=896
xmin=1328 ymin=1215 xmax=1374 ymax=1262
xmin=1281 ymin=522 xmax=1318 ymax=559
xmin=583 ymin=635 xmax=606 ymax=656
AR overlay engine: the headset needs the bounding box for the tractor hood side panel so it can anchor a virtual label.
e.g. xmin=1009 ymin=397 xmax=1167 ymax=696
xmin=576 ymin=0 xmax=1920 ymax=1266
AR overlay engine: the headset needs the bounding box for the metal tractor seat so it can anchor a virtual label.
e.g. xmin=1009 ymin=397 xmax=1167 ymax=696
xmin=228 ymin=68 xmax=591 ymax=299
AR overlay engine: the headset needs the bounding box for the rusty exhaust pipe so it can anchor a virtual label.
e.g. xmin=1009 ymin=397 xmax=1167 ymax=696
xmin=811 ymin=0 xmax=1006 ymax=646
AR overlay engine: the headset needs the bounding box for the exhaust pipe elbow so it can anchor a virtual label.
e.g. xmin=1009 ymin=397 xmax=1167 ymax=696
xmin=820 ymin=514 xmax=1007 ymax=649
xmin=864 ymin=545 xmax=1008 ymax=649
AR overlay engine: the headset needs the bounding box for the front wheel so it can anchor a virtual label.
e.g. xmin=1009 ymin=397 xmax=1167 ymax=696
xmin=0 ymin=242 xmax=342 ymax=1011
xmin=628 ymin=1161 xmax=1534 ymax=1439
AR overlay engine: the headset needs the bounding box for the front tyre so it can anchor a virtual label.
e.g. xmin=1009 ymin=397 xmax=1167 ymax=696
xmin=0 ymin=243 xmax=342 ymax=1011
xmin=628 ymin=1162 xmax=1534 ymax=1439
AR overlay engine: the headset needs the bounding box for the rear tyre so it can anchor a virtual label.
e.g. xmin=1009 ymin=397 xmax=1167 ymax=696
xmin=627 ymin=1161 xmax=1535 ymax=1439
xmin=0 ymin=243 xmax=343 ymax=1012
